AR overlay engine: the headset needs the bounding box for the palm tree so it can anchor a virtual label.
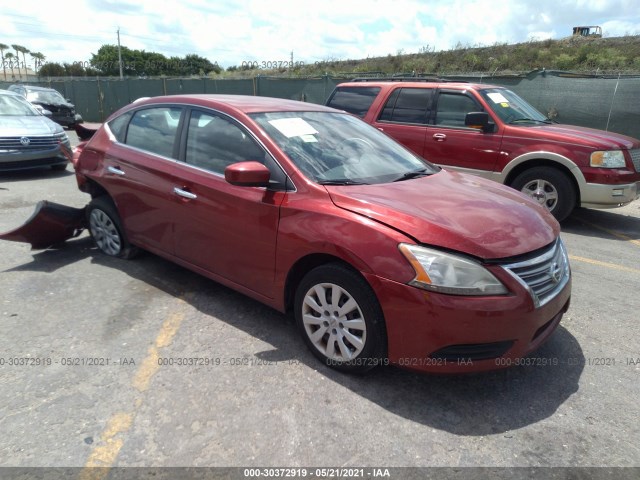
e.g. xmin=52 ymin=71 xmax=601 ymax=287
xmin=18 ymin=46 xmax=30 ymax=79
xmin=11 ymin=44 xmax=22 ymax=80
xmin=31 ymin=52 xmax=45 ymax=75
xmin=11 ymin=44 xmax=30 ymax=80
xmin=0 ymin=43 xmax=8 ymax=80
xmin=4 ymin=52 xmax=15 ymax=80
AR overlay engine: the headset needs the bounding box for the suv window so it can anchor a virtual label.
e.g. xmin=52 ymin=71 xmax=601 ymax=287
xmin=378 ymin=88 xmax=433 ymax=124
xmin=125 ymin=107 xmax=182 ymax=158
xmin=327 ymin=87 xmax=380 ymax=118
xmin=434 ymin=92 xmax=482 ymax=127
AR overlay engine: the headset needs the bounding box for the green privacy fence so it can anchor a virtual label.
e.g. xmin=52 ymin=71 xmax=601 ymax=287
xmin=0 ymin=76 xmax=343 ymax=124
xmin=448 ymin=70 xmax=640 ymax=139
xmin=1 ymin=72 xmax=639 ymax=140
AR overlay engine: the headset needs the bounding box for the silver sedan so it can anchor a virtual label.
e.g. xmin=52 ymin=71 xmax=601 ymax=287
xmin=0 ymin=89 xmax=71 ymax=172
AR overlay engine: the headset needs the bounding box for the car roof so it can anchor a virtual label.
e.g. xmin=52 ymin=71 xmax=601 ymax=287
xmin=134 ymin=94 xmax=337 ymax=114
xmin=334 ymin=81 xmax=503 ymax=90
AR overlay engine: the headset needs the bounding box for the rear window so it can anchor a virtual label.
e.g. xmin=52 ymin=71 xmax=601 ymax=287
xmin=326 ymin=87 xmax=380 ymax=118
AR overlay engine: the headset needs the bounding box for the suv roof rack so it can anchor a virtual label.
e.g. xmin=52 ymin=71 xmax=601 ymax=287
xmin=351 ymin=76 xmax=468 ymax=83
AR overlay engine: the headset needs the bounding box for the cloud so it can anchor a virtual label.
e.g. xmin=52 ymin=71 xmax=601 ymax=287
xmin=2 ymin=0 xmax=639 ymax=70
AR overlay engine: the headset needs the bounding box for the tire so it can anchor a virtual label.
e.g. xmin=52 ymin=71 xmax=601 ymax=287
xmin=51 ymin=163 xmax=67 ymax=171
xmin=86 ymin=196 xmax=138 ymax=259
xmin=511 ymin=167 xmax=576 ymax=222
xmin=294 ymin=263 xmax=387 ymax=373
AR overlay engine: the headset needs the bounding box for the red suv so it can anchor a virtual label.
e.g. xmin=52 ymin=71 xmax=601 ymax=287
xmin=327 ymin=80 xmax=640 ymax=221
xmin=1 ymin=95 xmax=571 ymax=374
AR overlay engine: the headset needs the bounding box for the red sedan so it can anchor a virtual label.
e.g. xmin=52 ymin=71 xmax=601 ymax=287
xmin=2 ymin=95 xmax=571 ymax=373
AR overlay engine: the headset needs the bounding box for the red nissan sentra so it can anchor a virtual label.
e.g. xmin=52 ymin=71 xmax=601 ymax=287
xmin=28 ymin=95 xmax=575 ymax=373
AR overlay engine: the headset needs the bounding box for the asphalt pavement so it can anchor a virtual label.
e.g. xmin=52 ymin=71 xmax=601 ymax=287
xmin=0 ymin=131 xmax=638 ymax=477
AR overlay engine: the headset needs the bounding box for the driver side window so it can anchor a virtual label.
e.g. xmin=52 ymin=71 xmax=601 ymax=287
xmin=435 ymin=93 xmax=481 ymax=128
xmin=185 ymin=111 xmax=266 ymax=174
xmin=184 ymin=110 xmax=289 ymax=189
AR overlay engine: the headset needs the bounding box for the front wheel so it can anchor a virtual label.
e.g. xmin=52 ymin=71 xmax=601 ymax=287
xmin=511 ymin=167 xmax=576 ymax=222
xmin=294 ymin=263 xmax=387 ymax=373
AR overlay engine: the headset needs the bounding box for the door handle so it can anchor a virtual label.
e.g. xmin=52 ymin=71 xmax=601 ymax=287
xmin=173 ymin=187 xmax=197 ymax=200
xmin=433 ymin=133 xmax=447 ymax=141
xmin=107 ymin=166 xmax=125 ymax=175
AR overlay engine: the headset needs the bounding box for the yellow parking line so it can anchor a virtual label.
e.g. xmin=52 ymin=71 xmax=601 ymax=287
xmin=79 ymin=307 xmax=186 ymax=478
xmin=569 ymin=255 xmax=640 ymax=274
xmin=79 ymin=413 xmax=133 ymax=480
xmin=133 ymin=311 xmax=185 ymax=392
xmin=574 ymin=217 xmax=640 ymax=247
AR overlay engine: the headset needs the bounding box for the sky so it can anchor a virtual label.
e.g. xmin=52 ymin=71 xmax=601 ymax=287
xmin=2 ymin=0 xmax=640 ymax=70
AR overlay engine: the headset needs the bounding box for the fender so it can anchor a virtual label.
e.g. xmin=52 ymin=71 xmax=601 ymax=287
xmin=495 ymin=150 xmax=587 ymax=191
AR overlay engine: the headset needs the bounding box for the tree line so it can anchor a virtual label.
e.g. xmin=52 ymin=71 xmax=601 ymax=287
xmin=0 ymin=43 xmax=221 ymax=79
xmin=0 ymin=43 xmax=45 ymax=81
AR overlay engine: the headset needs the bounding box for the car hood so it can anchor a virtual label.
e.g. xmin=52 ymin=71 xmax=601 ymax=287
xmin=513 ymin=124 xmax=639 ymax=150
xmin=0 ymin=115 xmax=63 ymax=136
xmin=33 ymin=100 xmax=75 ymax=110
xmin=325 ymin=170 xmax=559 ymax=260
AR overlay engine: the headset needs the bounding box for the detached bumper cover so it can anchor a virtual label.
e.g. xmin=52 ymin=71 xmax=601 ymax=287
xmin=0 ymin=201 xmax=86 ymax=249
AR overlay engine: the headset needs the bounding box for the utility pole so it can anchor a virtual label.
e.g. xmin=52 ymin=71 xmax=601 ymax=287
xmin=117 ymin=27 xmax=123 ymax=79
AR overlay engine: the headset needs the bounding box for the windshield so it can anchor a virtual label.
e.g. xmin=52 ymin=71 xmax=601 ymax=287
xmin=251 ymin=111 xmax=438 ymax=184
xmin=26 ymin=90 xmax=67 ymax=105
xmin=0 ymin=94 xmax=38 ymax=116
xmin=479 ymin=88 xmax=548 ymax=124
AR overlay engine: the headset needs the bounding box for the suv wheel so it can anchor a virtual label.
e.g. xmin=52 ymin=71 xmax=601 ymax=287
xmin=511 ymin=167 xmax=576 ymax=222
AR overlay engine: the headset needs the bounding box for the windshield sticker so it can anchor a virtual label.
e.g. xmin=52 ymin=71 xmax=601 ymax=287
xmin=500 ymin=102 xmax=510 ymax=108
xmin=487 ymin=92 xmax=509 ymax=104
xmin=300 ymin=134 xmax=318 ymax=143
xmin=268 ymin=118 xmax=319 ymax=138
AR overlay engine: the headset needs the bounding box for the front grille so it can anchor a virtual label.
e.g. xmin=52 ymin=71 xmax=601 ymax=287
xmin=0 ymin=133 xmax=66 ymax=150
xmin=630 ymin=148 xmax=640 ymax=172
xmin=501 ymin=238 xmax=570 ymax=308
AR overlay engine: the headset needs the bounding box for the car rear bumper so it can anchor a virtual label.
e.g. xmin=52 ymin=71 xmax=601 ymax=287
xmin=580 ymin=181 xmax=640 ymax=208
xmin=364 ymin=272 xmax=572 ymax=373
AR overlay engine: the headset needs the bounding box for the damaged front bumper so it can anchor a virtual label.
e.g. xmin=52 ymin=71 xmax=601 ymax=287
xmin=0 ymin=201 xmax=86 ymax=249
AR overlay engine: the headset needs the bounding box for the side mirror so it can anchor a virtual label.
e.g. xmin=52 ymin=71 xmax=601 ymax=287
xmin=225 ymin=161 xmax=271 ymax=187
xmin=465 ymin=112 xmax=494 ymax=133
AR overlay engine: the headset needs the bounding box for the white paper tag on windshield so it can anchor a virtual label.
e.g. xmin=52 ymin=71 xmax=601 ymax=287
xmin=487 ymin=92 xmax=509 ymax=104
xmin=268 ymin=118 xmax=319 ymax=138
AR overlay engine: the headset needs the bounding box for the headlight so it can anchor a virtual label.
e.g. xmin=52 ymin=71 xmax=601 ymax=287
xmin=590 ymin=150 xmax=626 ymax=168
xmin=399 ymin=244 xmax=508 ymax=296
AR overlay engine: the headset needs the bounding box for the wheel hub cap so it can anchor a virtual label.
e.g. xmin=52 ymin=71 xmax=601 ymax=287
xmin=302 ymin=283 xmax=366 ymax=362
xmin=522 ymin=179 xmax=558 ymax=211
